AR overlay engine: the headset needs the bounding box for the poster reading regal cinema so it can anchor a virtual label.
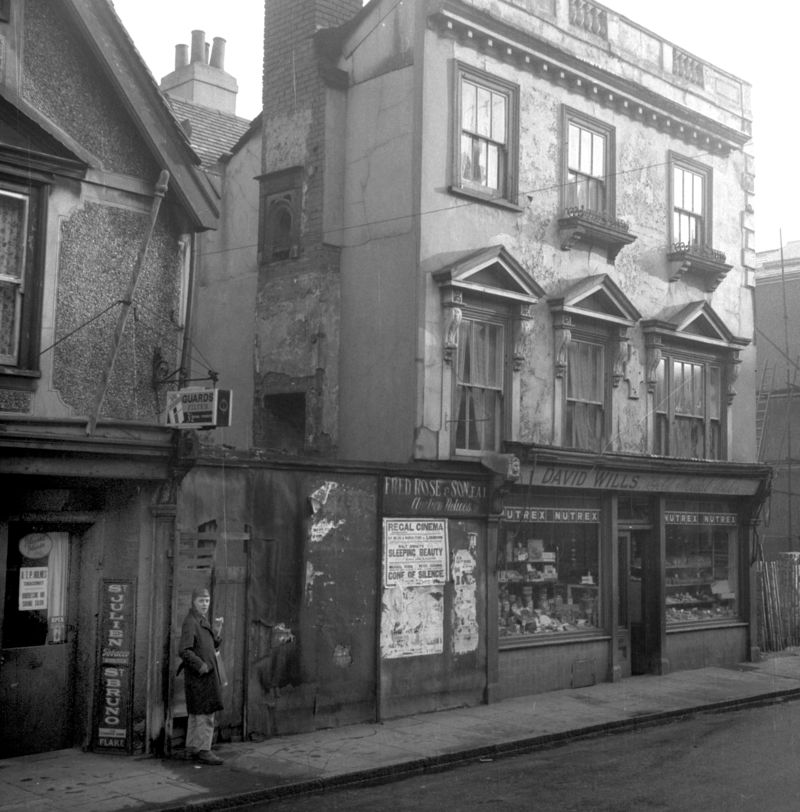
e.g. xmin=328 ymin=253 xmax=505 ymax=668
xmin=383 ymin=519 xmax=448 ymax=588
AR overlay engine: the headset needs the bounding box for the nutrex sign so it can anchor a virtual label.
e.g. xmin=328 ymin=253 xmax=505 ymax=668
xmin=93 ymin=580 xmax=135 ymax=754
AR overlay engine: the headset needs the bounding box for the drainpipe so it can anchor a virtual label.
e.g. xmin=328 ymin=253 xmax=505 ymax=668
xmin=179 ymin=233 xmax=198 ymax=388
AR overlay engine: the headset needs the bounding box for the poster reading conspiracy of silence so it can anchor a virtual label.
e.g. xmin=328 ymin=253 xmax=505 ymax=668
xmin=383 ymin=519 xmax=448 ymax=588
xmin=381 ymin=519 xmax=448 ymax=659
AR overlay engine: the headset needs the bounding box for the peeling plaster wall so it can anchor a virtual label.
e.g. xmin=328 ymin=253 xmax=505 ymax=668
xmin=412 ymin=5 xmax=756 ymax=462
xmin=253 ymin=245 xmax=341 ymax=454
xmin=21 ymin=0 xmax=158 ymax=177
xmin=53 ymin=203 xmax=182 ymax=421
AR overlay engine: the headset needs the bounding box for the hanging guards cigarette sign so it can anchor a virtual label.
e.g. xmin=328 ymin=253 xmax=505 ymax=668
xmin=165 ymin=387 xmax=232 ymax=428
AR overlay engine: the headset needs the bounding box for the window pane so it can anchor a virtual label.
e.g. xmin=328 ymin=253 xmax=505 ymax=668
xmin=461 ymin=134 xmax=475 ymax=182
xmin=486 ymin=144 xmax=499 ymax=191
xmin=655 ymin=359 xmax=666 ymax=413
xmin=673 ymin=167 xmax=684 ymax=209
xmin=491 ymin=91 xmax=506 ymax=143
xmin=0 ymin=280 xmax=19 ymax=358
xmin=462 ymin=80 xmax=476 ymax=131
xmin=591 ymin=132 xmax=605 ymax=178
xmin=0 ymin=192 xmax=26 ymax=280
xmin=692 ymin=363 xmax=703 ymax=415
xmin=568 ymin=341 xmax=603 ymax=402
xmin=673 ymin=360 xmax=687 ymax=413
xmin=476 ymin=86 xmax=491 ymax=137
xmin=692 ymin=173 xmax=704 ymax=215
xmin=568 ymin=123 xmax=580 ymax=170
xmin=709 ymin=365 xmax=721 ymax=418
xmin=579 ymin=128 xmax=593 ymax=174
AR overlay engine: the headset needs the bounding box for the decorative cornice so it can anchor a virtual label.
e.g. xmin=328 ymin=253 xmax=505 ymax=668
xmin=429 ymin=9 xmax=749 ymax=153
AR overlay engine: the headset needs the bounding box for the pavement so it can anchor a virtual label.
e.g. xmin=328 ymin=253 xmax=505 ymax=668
xmin=4 ymin=650 xmax=800 ymax=812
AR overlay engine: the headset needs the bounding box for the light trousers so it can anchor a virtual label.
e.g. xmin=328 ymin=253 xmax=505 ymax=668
xmin=186 ymin=712 xmax=215 ymax=752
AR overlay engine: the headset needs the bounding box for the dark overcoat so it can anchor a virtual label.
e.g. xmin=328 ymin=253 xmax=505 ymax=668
xmin=179 ymin=607 xmax=224 ymax=715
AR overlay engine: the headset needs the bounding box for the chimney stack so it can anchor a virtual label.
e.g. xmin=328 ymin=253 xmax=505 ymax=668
xmin=190 ymin=29 xmax=206 ymax=63
xmin=175 ymin=44 xmax=189 ymax=70
xmin=210 ymin=37 xmax=226 ymax=70
xmin=160 ymin=30 xmax=238 ymax=115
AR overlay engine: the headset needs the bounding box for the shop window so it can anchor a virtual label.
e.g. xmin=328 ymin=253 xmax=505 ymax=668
xmin=2 ymin=532 xmax=70 ymax=648
xmin=0 ymin=180 xmax=44 ymax=372
xmin=452 ymin=63 xmax=519 ymax=207
xmin=661 ymin=503 xmax=739 ymax=625
xmin=499 ymin=501 xmax=602 ymax=640
xmin=454 ymin=313 xmax=507 ymax=453
xmin=655 ymin=355 xmax=722 ymax=459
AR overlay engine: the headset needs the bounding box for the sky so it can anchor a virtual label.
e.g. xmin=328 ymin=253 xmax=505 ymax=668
xmin=112 ymin=0 xmax=795 ymax=251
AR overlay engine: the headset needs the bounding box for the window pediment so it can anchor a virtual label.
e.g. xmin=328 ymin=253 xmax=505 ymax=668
xmin=642 ymin=302 xmax=747 ymax=406
xmin=432 ymin=244 xmax=545 ymax=304
xmin=548 ymin=273 xmax=641 ymax=327
xmin=642 ymin=301 xmax=748 ymax=351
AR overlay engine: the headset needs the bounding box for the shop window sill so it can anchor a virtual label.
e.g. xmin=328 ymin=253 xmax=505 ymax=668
xmin=558 ymin=208 xmax=636 ymax=263
xmin=665 ymin=619 xmax=746 ymax=633
xmin=499 ymin=630 xmax=610 ymax=650
xmin=667 ymin=243 xmax=733 ymax=291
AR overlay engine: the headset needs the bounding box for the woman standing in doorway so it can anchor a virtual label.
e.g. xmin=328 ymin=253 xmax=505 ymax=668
xmin=179 ymin=587 xmax=224 ymax=764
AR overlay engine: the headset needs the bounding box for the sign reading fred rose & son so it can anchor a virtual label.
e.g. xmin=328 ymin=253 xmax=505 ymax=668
xmin=383 ymin=476 xmax=488 ymax=516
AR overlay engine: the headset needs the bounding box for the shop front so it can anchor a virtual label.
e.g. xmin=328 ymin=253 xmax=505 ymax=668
xmin=492 ymin=446 xmax=771 ymax=700
xmin=0 ymin=419 xmax=180 ymax=758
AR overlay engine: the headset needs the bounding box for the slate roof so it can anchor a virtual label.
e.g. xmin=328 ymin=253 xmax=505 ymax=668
xmin=167 ymin=97 xmax=252 ymax=167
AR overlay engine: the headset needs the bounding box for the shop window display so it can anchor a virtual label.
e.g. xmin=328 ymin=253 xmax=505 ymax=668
xmin=498 ymin=509 xmax=601 ymax=638
xmin=660 ymin=523 xmax=738 ymax=624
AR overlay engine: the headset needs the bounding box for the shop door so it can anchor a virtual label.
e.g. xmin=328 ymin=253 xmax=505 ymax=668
xmin=626 ymin=528 xmax=659 ymax=675
xmin=0 ymin=528 xmax=77 ymax=757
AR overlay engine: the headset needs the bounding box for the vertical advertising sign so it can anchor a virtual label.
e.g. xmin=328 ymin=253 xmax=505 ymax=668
xmin=93 ymin=580 xmax=136 ymax=754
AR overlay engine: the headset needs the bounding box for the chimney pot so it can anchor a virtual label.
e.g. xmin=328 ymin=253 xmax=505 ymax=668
xmin=190 ymin=30 xmax=205 ymax=63
xmin=175 ymin=43 xmax=189 ymax=69
xmin=210 ymin=37 xmax=226 ymax=70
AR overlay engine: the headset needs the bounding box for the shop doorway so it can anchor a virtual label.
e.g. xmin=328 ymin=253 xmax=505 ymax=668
xmin=619 ymin=528 xmax=659 ymax=675
xmin=0 ymin=526 xmax=80 ymax=757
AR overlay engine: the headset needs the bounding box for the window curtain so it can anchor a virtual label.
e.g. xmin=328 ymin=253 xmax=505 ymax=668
xmin=456 ymin=320 xmax=502 ymax=451
xmin=568 ymin=341 xmax=603 ymax=450
xmin=0 ymin=192 xmax=26 ymax=359
xmin=45 ymin=532 xmax=70 ymax=644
